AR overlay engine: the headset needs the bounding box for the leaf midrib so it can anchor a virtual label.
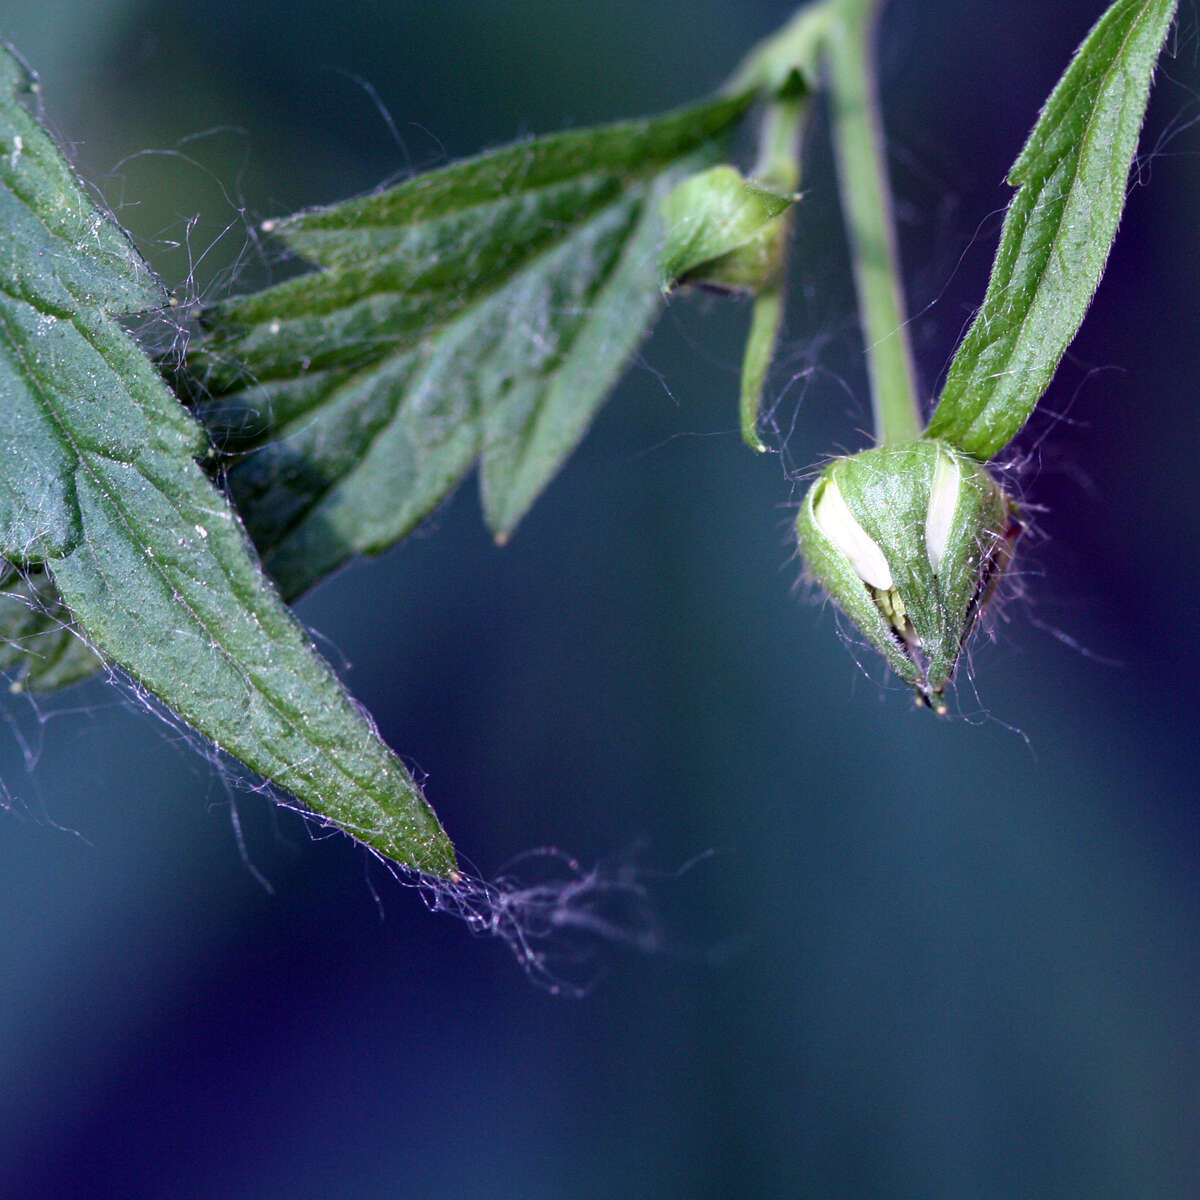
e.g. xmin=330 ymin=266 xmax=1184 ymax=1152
xmin=3 ymin=292 xmax=401 ymax=808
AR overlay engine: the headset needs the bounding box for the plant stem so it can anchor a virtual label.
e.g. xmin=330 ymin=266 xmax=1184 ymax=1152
xmin=754 ymin=90 xmax=805 ymax=195
xmin=741 ymin=94 xmax=806 ymax=453
xmin=741 ymin=287 xmax=784 ymax=452
xmin=727 ymin=2 xmax=833 ymax=98
xmin=825 ymin=0 xmax=921 ymax=444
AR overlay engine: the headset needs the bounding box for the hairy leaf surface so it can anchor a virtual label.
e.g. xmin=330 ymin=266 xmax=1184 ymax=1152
xmin=0 ymin=565 xmax=101 ymax=691
xmin=927 ymin=0 xmax=1177 ymax=459
xmin=0 ymin=48 xmax=456 ymax=875
xmin=188 ymin=92 xmax=753 ymax=598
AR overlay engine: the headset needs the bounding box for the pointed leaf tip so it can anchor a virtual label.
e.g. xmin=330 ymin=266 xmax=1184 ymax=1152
xmin=189 ymin=92 xmax=754 ymax=596
xmin=928 ymin=0 xmax=1177 ymax=459
xmin=0 ymin=45 xmax=456 ymax=876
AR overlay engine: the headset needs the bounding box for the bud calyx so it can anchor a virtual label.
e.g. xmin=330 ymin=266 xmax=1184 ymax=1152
xmin=659 ymin=165 xmax=797 ymax=294
xmin=796 ymin=439 xmax=1018 ymax=712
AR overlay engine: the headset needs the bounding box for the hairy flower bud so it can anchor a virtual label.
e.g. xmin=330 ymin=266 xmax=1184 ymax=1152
xmin=796 ymin=439 xmax=1019 ymax=712
xmin=659 ymin=165 xmax=797 ymax=294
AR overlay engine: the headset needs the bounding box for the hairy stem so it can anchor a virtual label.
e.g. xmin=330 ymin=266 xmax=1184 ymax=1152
xmin=754 ymin=89 xmax=805 ymax=194
xmin=741 ymin=93 xmax=807 ymax=452
xmin=825 ymin=0 xmax=921 ymax=444
xmin=741 ymin=287 xmax=784 ymax=452
xmin=727 ymin=1 xmax=833 ymax=97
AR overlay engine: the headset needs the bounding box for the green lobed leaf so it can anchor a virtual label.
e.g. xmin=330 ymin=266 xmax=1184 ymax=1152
xmin=186 ymin=91 xmax=754 ymax=597
xmin=0 ymin=564 xmax=102 ymax=692
xmin=926 ymin=0 xmax=1177 ymax=460
xmin=0 ymin=47 xmax=456 ymax=876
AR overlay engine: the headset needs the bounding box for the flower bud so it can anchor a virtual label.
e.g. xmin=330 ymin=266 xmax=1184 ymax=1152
xmin=659 ymin=165 xmax=797 ymax=294
xmin=796 ymin=439 xmax=1019 ymax=713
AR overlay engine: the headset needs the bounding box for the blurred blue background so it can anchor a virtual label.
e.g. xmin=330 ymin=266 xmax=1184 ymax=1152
xmin=2 ymin=1 xmax=1200 ymax=1196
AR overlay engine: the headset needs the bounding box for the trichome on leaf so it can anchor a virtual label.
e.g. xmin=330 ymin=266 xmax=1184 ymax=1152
xmin=0 ymin=45 xmax=456 ymax=877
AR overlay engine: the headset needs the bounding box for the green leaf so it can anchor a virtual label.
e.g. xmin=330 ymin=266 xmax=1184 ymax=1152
xmin=186 ymin=91 xmax=753 ymax=597
xmin=926 ymin=0 xmax=1177 ymax=460
xmin=0 ymin=47 xmax=456 ymax=877
xmin=0 ymin=565 xmax=101 ymax=692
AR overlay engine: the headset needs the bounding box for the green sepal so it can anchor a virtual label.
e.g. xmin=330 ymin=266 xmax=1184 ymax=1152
xmin=185 ymin=91 xmax=754 ymax=591
xmin=659 ymin=165 xmax=796 ymax=293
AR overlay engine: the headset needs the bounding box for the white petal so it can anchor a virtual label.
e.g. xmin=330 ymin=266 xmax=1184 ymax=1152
xmin=924 ymin=449 xmax=961 ymax=575
xmin=813 ymin=476 xmax=893 ymax=590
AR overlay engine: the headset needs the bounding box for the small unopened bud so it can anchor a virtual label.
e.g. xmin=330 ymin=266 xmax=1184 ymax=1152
xmin=796 ymin=439 xmax=1018 ymax=712
xmin=660 ymin=165 xmax=797 ymax=294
